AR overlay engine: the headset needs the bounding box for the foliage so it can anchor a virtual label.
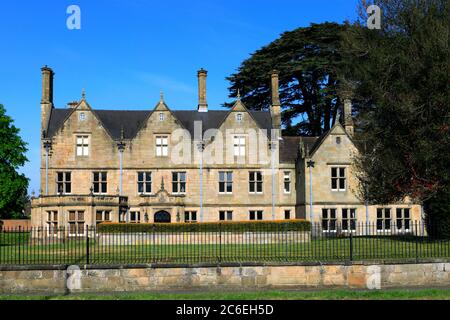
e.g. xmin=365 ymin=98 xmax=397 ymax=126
xmin=225 ymin=22 xmax=350 ymax=136
xmin=343 ymin=1 xmax=449 ymax=199
xmin=0 ymin=104 xmax=29 ymax=219
xmin=97 ymin=220 xmax=311 ymax=233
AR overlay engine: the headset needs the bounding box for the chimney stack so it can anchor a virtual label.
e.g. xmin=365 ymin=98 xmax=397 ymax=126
xmin=197 ymin=68 xmax=208 ymax=112
xmin=343 ymin=99 xmax=354 ymax=136
xmin=41 ymin=66 xmax=54 ymax=134
xmin=270 ymin=70 xmax=281 ymax=131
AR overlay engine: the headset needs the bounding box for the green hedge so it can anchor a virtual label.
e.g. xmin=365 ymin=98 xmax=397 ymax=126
xmin=97 ymin=220 xmax=311 ymax=233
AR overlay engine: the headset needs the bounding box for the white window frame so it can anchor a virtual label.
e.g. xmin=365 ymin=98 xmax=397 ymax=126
xmin=342 ymin=208 xmax=357 ymax=232
xmin=233 ymin=135 xmax=246 ymax=157
xmin=68 ymin=210 xmax=85 ymax=237
xmin=395 ymin=208 xmax=411 ymax=232
xmin=56 ymin=172 xmax=72 ymax=195
xmin=129 ymin=211 xmax=141 ymax=224
xmin=249 ymin=171 xmax=263 ymax=194
xmin=137 ymin=172 xmax=152 ymax=194
xmin=47 ymin=211 xmax=58 ymax=237
xmin=249 ymin=210 xmax=263 ymax=221
xmin=322 ymin=208 xmax=337 ymax=233
xmin=76 ymin=135 xmax=89 ymax=157
xmin=92 ymin=171 xmax=107 ymax=195
xmin=236 ymin=113 xmax=243 ymax=122
xmin=172 ymin=172 xmax=186 ymax=194
xmin=283 ymin=171 xmax=291 ymax=194
xmin=79 ymin=112 xmax=86 ymax=121
xmin=219 ymin=171 xmax=233 ymax=194
xmin=219 ymin=210 xmax=233 ymax=221
xmin=156 ymin=135 xmax=169 ymax=157
xmin=284 ymin=210 xmax=291 ymax=220
xmin=377 ymin=208 xmax=392 ymax=233
xmin=184 ymin=211 xmax=197 ymax=223
xmin=96 ymin=210 xmax=111 ymax=225
xmin=331 ymin=167 xmax=346 ymax=192
xmin=159 ymin=112 xmax=165 ymax=121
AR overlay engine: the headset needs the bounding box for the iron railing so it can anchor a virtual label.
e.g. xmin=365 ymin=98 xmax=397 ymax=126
xmin=0 ymin=222 xmax=448 ymax=266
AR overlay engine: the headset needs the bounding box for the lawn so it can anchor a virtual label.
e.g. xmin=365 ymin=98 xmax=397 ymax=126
xmin=1 ymin=288 xmax=450 ymax=300
xmin=1 ymin=231 xmax=449 ymax=265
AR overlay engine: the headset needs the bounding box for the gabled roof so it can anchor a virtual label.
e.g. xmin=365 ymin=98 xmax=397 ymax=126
xmin=94 ymin=110 xmax=152 ymax=140
xmin=45 ymin=107 xmax=272 ymax=140
xmin=307 ymin=122 xmax=354 ymax=157
xmin=279 ymin=136 xmax=320 ymax=163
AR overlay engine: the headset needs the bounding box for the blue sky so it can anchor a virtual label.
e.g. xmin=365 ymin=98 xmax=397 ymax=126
xmin=0 ymin=0 xmax=358 ymax=193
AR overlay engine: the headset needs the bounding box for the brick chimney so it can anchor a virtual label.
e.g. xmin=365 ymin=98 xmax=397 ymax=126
xmin=41 ymin=66 xmax=54 ymax=134
xmin=270 ymin=70 xmax=281 ymax=131
xmin=197 ymin=68 xmax=208 ymax=112
xmin=343 ymin=99 xmax=354 ymax=136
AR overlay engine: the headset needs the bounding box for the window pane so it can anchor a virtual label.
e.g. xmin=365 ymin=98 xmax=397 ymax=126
xmin=377 ymin=209 xmax=383 ymax=218
xmin=339 ymin=178 xmax=345 ymax=190
xmin=385 ymin=209 xmax=391 ymax=218
xmin=227 ymin=172 xmax=232 ymax=181
xmin=396 ymin=208 xmax=402 ymax=218
xmin=404 ymin=209 xmax=410 ymax=218
xmin=226 ymin=182 xmax=232 ymax=193
xmin=339 ymin=168 xmax=345 ymax=177
xmin=219 ymin=182 xmax=225 ymax=193
xmin=342 ymin=209 xmax=348 ymax=219
xmin=322 ymin=209 xmax=328 ymax=219
xmin=65 ymin=183 xmax=71 ymax=193
xmin=331 ymin=178 xmax=337 ymax=190
xmin=331 ymin=167 xmax=337 ymax=177
xmin=93 ymin=172 xmax=99 ymax=181
xmin=138 ymin=172 xmax=144 ymax=181
xmin=138 ymin=183 xmax=143 ymax=193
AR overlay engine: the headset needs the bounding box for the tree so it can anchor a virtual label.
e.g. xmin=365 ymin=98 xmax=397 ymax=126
xmin=343 ymin=0 xmax=450 ymax=236
xmin=0 ymin=104 xmax=29 ymax=219
xmin=225 ymin=22 xmax=350 ymax=136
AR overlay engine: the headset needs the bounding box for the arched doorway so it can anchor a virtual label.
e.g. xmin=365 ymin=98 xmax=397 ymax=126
xmin=154 ymin=211 xmax=171 ymax=223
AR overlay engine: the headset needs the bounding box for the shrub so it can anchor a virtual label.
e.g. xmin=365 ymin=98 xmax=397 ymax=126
xmin=97 ymin=220 xmax=311 ymax=233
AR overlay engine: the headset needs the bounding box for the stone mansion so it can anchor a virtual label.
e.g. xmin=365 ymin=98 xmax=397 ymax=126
xmin=31 ymin=66 xmax=422 ymax=234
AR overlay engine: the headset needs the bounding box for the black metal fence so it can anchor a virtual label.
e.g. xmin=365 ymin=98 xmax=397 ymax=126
xmin=0 ymin=222 xmax=449 ymax=266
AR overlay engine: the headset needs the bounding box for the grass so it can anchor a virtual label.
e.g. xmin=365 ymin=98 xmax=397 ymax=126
xmin=1 ymin=288 xmax=450 ymax=300
xmin=1 ymin=232 xmax=449 ymax=265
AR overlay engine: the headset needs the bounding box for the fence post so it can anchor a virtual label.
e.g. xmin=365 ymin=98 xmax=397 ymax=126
xmin=415 ymin=221 xmax=419 ymax=263
xmin=349 ymin=228 xmax=353 ymax=262
xmin=218 ymin=223 xmax=222 ymax=263
xmin=18 ymin=226 xmax=22 ymax=265
xmin=86 ymin=225 xmax=90 ymax=265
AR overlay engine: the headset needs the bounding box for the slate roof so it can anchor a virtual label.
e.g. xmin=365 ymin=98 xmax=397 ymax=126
xmin=279 ymin=136 xmax=320 ymax=163
xmin=45 ymin=108 xmax=272 ymax=140
xmin=45 ymin=107 xmax=319 ymax=163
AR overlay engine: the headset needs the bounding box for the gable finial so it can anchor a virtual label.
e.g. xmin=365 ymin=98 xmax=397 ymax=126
xmin=160 ymin=90 xmax=164 ymax=103
xmin=161 ymin=177 xmax=165 ymax=191
xmin=120 ymin=125 xmax=125 ymax=140
xmin=82 ymin=88 xmax=86 ymax=100
xmin=236 ymin=89 xmax=241 ymax=101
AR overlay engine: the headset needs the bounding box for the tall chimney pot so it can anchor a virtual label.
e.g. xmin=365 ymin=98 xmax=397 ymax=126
xmin=197 ymin=68 xmax=208 ymax=112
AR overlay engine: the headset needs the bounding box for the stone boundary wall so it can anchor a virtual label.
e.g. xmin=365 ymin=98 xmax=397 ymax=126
xmin=97 ymin=231 xmax=311 ymax=245
xmin=0 ymin=261 xmax=448 ymax=294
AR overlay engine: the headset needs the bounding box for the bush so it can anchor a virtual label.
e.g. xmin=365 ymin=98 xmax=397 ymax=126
xmin=97 ymin=220 xmax=311 ymax=233
xmin=425 ymin=188 xmax=450 ymax=239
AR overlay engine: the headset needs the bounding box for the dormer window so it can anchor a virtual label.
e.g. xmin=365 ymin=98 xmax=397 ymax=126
xmin=159 ymin=112 xmax=165 ymax=121
xmin=236 ymin=113 xmax=243 ymax=122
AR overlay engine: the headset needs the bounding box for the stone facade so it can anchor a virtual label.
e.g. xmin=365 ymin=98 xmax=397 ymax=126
xmin=1 ymin=262 xmax=448 ymax=294
xmin=31 ymin=66 xmax=421 ymax=231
